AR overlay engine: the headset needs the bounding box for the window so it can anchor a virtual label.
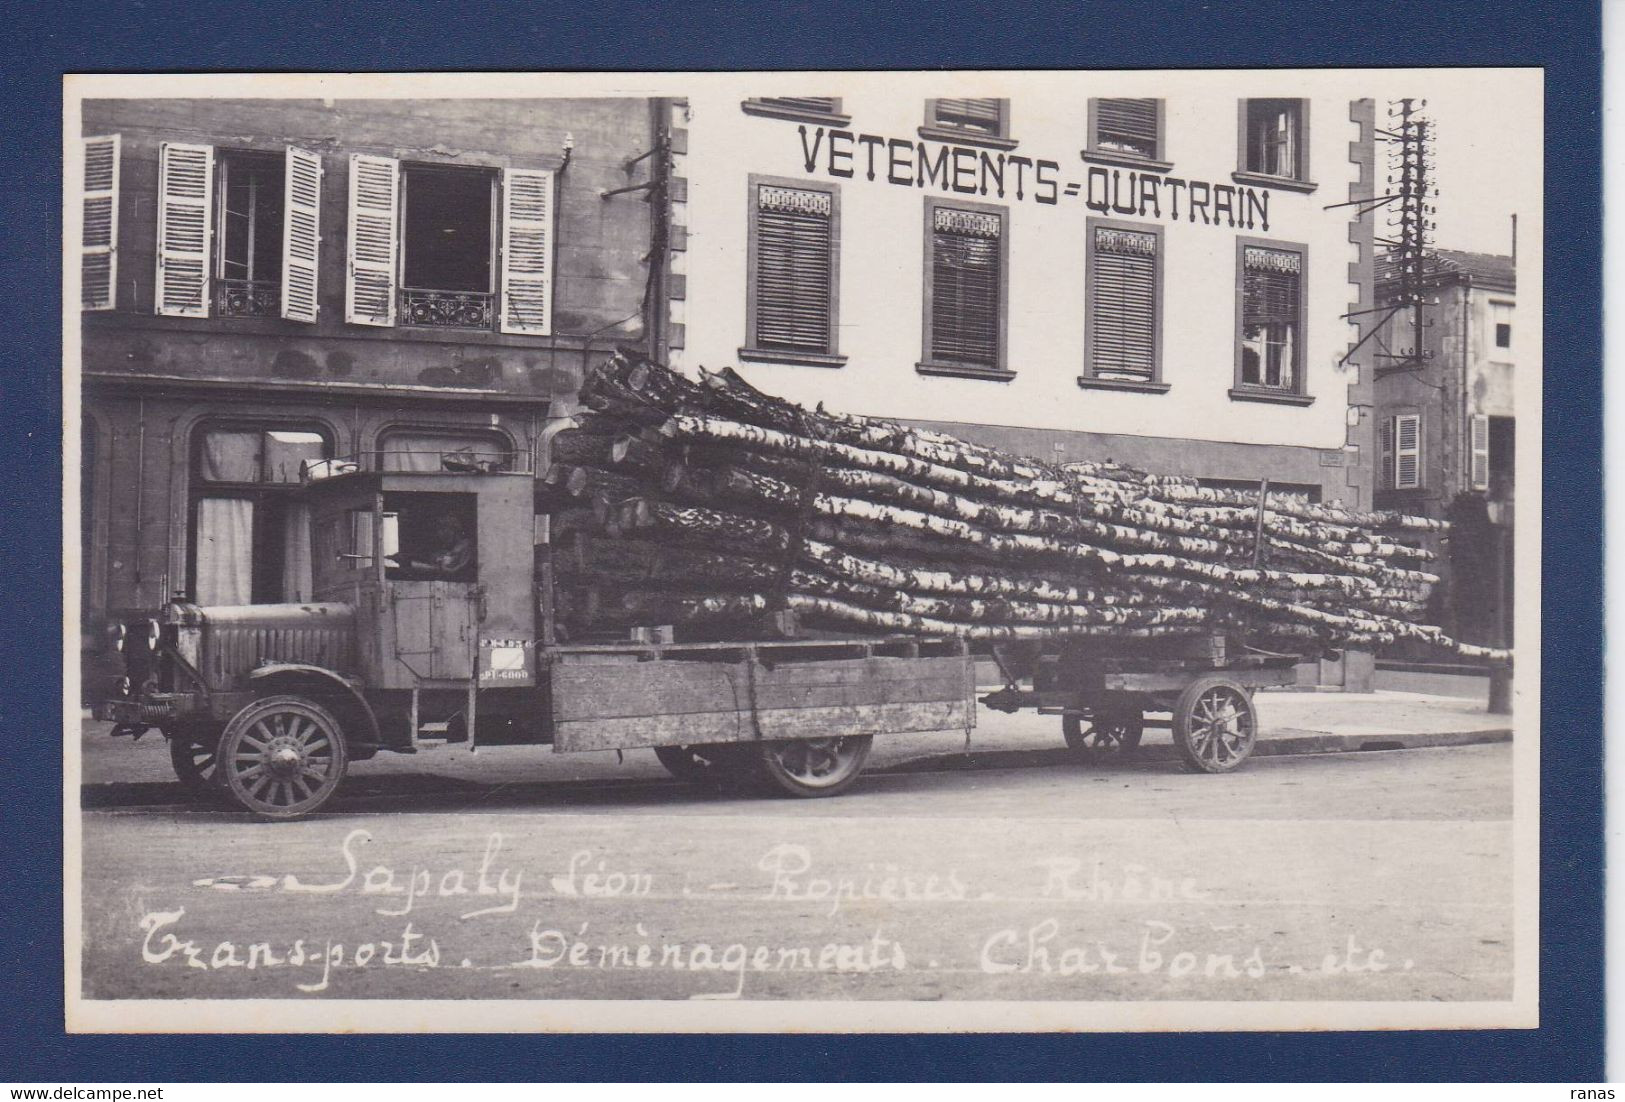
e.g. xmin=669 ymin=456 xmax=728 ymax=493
xmin=190 ymin=426 xmax=330 ymax=605
xmin=918 ymin=201 xmax=1009 ymax=379
xmin=1491 ymin=301 xmax=1513 ymax=349
xmin=377 ymin=428 xmax=515 ymax=473
xmin=346 ymin=155 xmax=554 ymax=334
xmin=1233 ymin=240 xmax=1311 ymax=403
xmin=384 ymin=492 xmax=478 ymax=582
xmin=1081 ymin=221 xmax=1165 ymax=391
xmin=1380 ymin=414 xmax=1422 ymax=491
xmin=741 ymin=98 xmax=849 ymax=124
xmin=742 ymin=177 xmax=843 ymax=367
xmin=920 ymin=99 xmax=1016 ymax=149
xmin=81 ymin=135 xmax=120 ymax=310
xmin=155 ymin=142 xmax=322 ymax=322
xmin=398 ymin=165 xmax=498 ymax=329
xmin=1086 ymin=99 xmax=1168 ymax=168
xmin=216 ymin=151 xmax=284 ymax=317
xmin=1236 ymin=99 xmax=1314 ymax=190
xmin=1487 ymin=416 xmax=1515 ymax=500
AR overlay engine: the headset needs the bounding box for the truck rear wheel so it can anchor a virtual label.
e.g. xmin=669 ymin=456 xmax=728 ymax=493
xmin=750 ymin=735 xmax=873 ymax=798
xmin=217 ymin=695 xmax=348 ymax=820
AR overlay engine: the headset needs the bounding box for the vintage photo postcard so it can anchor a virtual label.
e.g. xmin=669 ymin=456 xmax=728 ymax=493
xmin=63 ymin=67 xmax=1540 ymax=1033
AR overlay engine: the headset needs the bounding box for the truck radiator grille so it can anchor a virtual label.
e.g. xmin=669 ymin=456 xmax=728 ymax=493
xmin=205 ymin=625 xmax=354 ymax=684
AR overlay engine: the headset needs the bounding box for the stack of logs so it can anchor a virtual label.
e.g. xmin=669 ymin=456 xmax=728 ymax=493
xmin=537 ymin=352 xmax=1509 ymax=661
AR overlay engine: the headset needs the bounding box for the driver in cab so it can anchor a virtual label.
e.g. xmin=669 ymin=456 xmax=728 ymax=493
xmin=400 ymin=513 xmax=474 ymax=578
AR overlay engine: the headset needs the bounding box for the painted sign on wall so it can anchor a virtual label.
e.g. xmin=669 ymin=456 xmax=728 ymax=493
xmin=794 ymin=125 xmax=1273 ymax=231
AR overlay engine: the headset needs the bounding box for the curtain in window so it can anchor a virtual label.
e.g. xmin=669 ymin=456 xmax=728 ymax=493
xmin=1241 ymin=247 xmax=1301 ymax=389
xmin=264 ymin=431 xmax=327 ymax=483
xmin=195 ymin=497 xmax=254 ymax=605
xmin=380 ymin=431 xmax=505 ymax=472
xmin=1096 ymin=99 xmax=1159 ymax=159
xmin=200 ymin=430 xmax=261 ymax=483
xmin=281 ymin=503 xmax=313 ymax=600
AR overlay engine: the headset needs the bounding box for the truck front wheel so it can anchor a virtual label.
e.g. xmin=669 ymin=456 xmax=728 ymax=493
xmin=217 ymin=695 xmax=348 ymax=820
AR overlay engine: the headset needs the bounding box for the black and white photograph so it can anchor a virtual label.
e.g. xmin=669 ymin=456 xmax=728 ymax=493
xmin=64 ymin=68 xmax=1540 ymax=1033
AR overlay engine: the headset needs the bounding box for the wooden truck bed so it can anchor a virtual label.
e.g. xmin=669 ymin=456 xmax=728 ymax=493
xmin=544 ymin=636 xmax=975 ymax=753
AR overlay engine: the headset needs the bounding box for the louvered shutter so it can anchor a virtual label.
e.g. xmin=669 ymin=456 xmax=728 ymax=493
xmin=81 ymin=135 xmax=120 ymax=310
xmin=280 ymin=146 xmax=322 ymax=323
xmin=155 ymin=142 xmax=213 ymax=317
xmin=1095 ymin=99 xmax=1160 ymax=159
xmin=1469 ymin=414 xmax=1490 ymax=491
xmin=500 ymin=167 xmax=554 ymax=335
xmin=934 ymin=98 xmax=1003 ymax=135
xmin=1088 ymin=226 xmax=1158 ymax=380
xmin=753 ymin=184 xmax=833 ymax=353
xmin=1394 ymin=414 xmax=1422 ymax=490
xmin=346 ymin=153 xmax=398 ymax=326
xmin=930 ymin=208 xmax=1001 ymax=367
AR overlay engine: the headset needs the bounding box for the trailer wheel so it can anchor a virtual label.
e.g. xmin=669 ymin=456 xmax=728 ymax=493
xmin=653 ymin=744 xmax=750 ymax=787
xmin=167 ymin=727 xmax=222 ymax=795
xmin=1062 ymin=711 xmax=1144 ymax=755
xmin=1172 ymin=677 xmax=1257 ymax=774
xmin=751 ymin=735 xmax=873 ymax=798
xmin=216 ymin=695 xmax=348 ymax=820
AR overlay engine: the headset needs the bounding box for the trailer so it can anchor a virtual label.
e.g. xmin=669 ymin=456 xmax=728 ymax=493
xmin=99 ymin=452 xmax=975 ymax=819
xmin=977 ymin=635 xmax=1300 ymax=773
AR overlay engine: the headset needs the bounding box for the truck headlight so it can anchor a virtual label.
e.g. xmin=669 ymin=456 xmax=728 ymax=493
xmin=110 ymin=622 xmax=126 ymax=653
xmin=143 ymin=619 xmax=161 ymax=651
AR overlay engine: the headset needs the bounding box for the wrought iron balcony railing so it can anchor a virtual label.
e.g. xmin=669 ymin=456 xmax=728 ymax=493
xmin=399 ymin=288 xmax=495 ymax=330
xmin=216 ymin=278 xmax=280 ymax=318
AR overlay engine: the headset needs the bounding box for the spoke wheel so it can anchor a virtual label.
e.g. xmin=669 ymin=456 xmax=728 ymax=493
xmin=1172 ymin=677 xmax=1257 ymax=774
xmin=1062 ymin=711 xmax=1144 ymax=756
xmin=217 ymin=695 xmax=348 ymax=820
xmin=653 ymin=743 xmax=751 ymax=787
xmin=168 ymin=727 xmax=223 ymax=795
xmin=752 ymin=735 xmax=873 ymax=798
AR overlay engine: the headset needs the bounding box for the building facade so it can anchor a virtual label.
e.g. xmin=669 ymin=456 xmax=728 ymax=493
xmin=1371 ymin=248 xmax=1517 ymax=646
xmin=77 ymin=97 xmax=663 ymax=683
xmin=666 ymin=86 xmax=1379 ymax=506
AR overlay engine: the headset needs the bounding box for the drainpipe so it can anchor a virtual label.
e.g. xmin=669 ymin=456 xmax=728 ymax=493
xmin=1459 ymin=275 xmax=1472 ymax=500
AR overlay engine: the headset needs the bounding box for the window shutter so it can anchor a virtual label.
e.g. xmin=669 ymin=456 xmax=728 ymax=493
xmin=155 ymin=141 xmax=213 ymax=318
xmin=1394 ymin=413 xmax=1422 ymax=490
xmin=500 ymin=167 xmax=554 ymax=335
xmin=81 ymin=135 xmax=120 ymax=310
xmin=935 ymin=98 xmax=1003 ymax=134
xmin=753 ymin=184 xmax=834 ymax=353
xmin=1242 ymin=246 xmax=1301 ymax=324
xmin=1088 ymin=226 xmax=1158 ymax=380
xmin=930 ymin=208 xmax=1002 ymax=367
xmin=1095 ymin=99 xmax=1159 ymax=158
xmin=1469 ymin=414 xmax=1490 ymax=491
xmin=1379 ymin=416 xmax=1395 ymax=489
xmin=280 ymin=146 xmax=322 ymax=323
xmin=346 ymin=153 xmax=398 ymax=326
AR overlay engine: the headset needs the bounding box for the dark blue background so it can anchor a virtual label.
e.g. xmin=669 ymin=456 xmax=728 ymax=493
xmin=2 ymin=0 xmax=1601 ymax=1082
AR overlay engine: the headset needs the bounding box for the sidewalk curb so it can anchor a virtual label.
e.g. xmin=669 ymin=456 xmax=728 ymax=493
xmin=879 ymin=726 xmax=1511 ymax=776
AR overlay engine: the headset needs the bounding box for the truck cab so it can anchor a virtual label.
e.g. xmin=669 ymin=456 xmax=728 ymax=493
xmin=100 ymin=451 xmax=543 ymax=819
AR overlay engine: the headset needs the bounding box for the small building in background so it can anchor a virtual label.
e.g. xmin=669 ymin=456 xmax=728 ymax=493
xmin=1371 ymin=248 xmax=1516 ymax=649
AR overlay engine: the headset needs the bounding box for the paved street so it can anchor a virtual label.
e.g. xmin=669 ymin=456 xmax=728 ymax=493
xmin=78 ymin=681 xmax=1515 ymax=1005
